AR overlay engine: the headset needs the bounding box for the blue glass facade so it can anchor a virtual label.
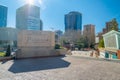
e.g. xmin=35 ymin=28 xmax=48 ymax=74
xmin=0 ymin=5 xmax=7 ymax=27
xmin=16 ymin=4 xmax=41 ymax=30
xmin=65 ymin=11 xmax=82 ymax=31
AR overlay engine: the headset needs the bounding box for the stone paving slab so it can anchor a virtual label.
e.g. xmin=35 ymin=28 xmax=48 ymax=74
xmin=0 ymin=56 xmax=120 ymax=80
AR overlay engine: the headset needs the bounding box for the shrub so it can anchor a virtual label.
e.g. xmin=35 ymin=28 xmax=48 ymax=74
xmin=0 ymin=52 xmax=6 ymax=57
xmin=5 ymin=45 xmax=11 ymax=57
xmin=99 ymin=38 xmax=104 ymax=48
xmin=55 ymin=44 xmax=61 ymax=49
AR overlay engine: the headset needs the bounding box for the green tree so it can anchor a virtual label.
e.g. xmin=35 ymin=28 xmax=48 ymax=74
xmin=90 ymin=43 xmax=95 ymax=49
xmin=111 ymin=18 xmax=119 ymax=31
xmin=54 ymin=44 xmax=60 ymax=49
xmin=83 ymin=36 xmax=89 ymax=48
xmin=75 ymin=41 xmax=84 ymax=50
xmin=6 ymin=45 xmax=11 ymax=56
xmin=74 ymin=36 xmax=88 ymax=49
xmin=99 ymin=38 xmax=104 ymax=48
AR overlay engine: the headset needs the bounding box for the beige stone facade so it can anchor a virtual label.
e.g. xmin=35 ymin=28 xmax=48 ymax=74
xmin=83 ymin=24 xmax=95 ymax=45
xmin=62 ymin=30 xmax=82 ymax=43
xmin=18 ymin=30 xmax=55 ymax=47
xmin=16 ymin=30 xmax=56 ymax=58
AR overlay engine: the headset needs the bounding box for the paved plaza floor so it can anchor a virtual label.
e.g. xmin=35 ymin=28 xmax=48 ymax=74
xmin=0 ymin=55 xmax=120 ymax=80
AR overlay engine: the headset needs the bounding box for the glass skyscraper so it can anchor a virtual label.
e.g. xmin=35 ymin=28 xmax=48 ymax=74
xmin=16 ymin=4 xmax=42 ymax=30
xmin=0 ymin=5 xmax=7 ymax=27
xmin=65 ymin=11 xmax=82 ymax=31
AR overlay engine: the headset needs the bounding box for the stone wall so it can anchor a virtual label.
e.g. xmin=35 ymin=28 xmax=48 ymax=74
xmin=17 ymin=30 xmax=55 ymax=47
xmin=16 ymin=30 xmax=57 ymax=58
xmin=16 ymin=47 xmax=60 ymax=58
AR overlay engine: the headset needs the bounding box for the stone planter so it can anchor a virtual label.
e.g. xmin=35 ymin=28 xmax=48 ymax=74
xmin=55 ymin=49 xmax=67 ymax=56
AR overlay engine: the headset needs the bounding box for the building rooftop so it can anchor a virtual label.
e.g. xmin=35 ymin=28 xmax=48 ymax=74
xmin=103 ymin=30 xmax=120 ymax=37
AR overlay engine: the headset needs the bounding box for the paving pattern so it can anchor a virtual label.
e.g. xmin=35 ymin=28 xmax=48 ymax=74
xmin=0 ymin=55 xmax=120 ymax=80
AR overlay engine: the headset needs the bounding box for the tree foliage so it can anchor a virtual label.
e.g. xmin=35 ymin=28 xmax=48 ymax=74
xmin=90 ymin=43 xmax=95 ymax=49
xmin=75 ymin=40 xmax=84 ymax=50
xmin=111 ymin=18 xmax=118 ymax=31
xmin=54 ymin=44 xmax=61 ymax=49
xmin=99 ymin=38 xmax=104 ymax=48
xmin=6 ymin=45 xmax=11 ymax=56
xmin=74 ymin=36 xmax=90 ymax=49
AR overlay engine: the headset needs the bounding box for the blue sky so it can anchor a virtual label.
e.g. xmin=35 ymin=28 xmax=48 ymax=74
xmin=0 ymin=0 xmax=120 ymax=33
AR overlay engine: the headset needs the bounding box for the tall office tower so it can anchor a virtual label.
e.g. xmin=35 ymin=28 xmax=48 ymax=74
xmin=83 ymin=24 xmax=95 ymax=45
xmin=0 ymin=5 xmax=7 ymax=27
xmin=65 ymin=11 xmax=82 ymax=31
xmin=16 ymin=4 xmax=41 ymax=30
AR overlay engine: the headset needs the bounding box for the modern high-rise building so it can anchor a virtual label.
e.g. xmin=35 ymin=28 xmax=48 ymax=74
xmin=65 ymin=11 xmax=82 ymax=31
xmin=0 ymin=5 xmax=7 ymax=27
xmin=0 ymin=27 xmax=19 ymax=48
xmin=83 ymin=24 xmax=95 ymax=45
xmin=16 ymin=4 xmax=41 ymax=30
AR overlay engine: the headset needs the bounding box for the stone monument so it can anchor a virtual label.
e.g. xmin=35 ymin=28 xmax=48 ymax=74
xmin=16 ymin=30 xmax=57 ymax=58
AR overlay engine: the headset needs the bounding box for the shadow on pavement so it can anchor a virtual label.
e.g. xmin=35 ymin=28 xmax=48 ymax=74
xmin=8 ymin=56 xmax=70 ymax=73
xmin=1 ymin=60 xmax=8 ymax=64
